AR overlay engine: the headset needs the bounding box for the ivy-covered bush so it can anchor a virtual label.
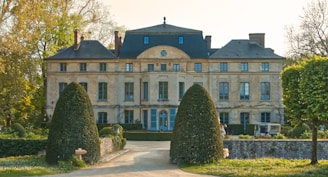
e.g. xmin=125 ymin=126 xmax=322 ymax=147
xmin=99 ymin=127 xmax=114 ymax=137
xmin=170 ymin=84 xmax=224 ymax=164
xmin=46 ymin=82 xmax=100 ymax=165
xmin=12 ymin=123 xmax=26 ymax=138
xmin=112 ymin=124 xmax=126 ymax=150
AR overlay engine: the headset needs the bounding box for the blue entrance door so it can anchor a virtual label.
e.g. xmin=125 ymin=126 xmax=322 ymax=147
xmin=159 ymin=110 xmax=168 ymax=131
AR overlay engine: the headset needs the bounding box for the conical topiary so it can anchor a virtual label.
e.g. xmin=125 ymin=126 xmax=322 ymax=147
xmin=170 ymin=84 xmax=223 ymax=164
xmin=46 ymin=82 xmax=100 ymax=164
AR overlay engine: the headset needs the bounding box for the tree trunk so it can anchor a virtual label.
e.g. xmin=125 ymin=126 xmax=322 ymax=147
xmin=311 ymin=125 xmax=318 ymax=165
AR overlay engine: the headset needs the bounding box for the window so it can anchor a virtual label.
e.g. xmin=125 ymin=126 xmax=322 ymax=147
xmin=260 ymin=82 xmax=270 ymax=100
xmin=80 ymin=63 xmax=87 ymax=72
xmin=60 ymin=63 xmax=66 ymax=72
xmin=194 ymin=63 xmax=202 ymax=72
xmin=100 ymin=63 xmax=106 ymax=72
xmin=220 ymin=112 xmax=229 ymax=124
xmin=159 ymin=81 xmax=168 ymax=100
xmin=98 ymin=112 xmax=108 ymax=124
xmin=126 ymin=63 xmax=133 ymax=72
xmin=143 ymin=36 xmax=149 ymax=44
xmin=98 ymin=82 xmax=107 ymax=100
xmin=143 ymin=110 xmax=148 ymax=129
xmin=148 ymin=64 xmax=154 ymax=71
xmin=261 ymin=112 xmax=271 ymax=122
xmin=241 ymin=62 xmax=248 ymax=72
xmin=124 ymin=110 xmax=134 ymax=124
xmin=79 ymin=82 xmax=88 ymax=92
xmin=261 ymin=62 xmax=269 ymax=72
xmin=240 ymin=112 xmax=250 ymax=124
xmin=219 ymin=82 xmax=229 ymax=100
xmin=178 ymin=82 xmax=185 ymax=100
xmin=173 ymin=64 xmax=180 ymax=71
xmin=58 ymin=82 xmax=67 ymax=96
xmin=240 ymin=82 xmax=250 ymax=100
xmin=143 ymin=82 xmax=148 ymax=100
xmin=160 ymin=64 xmax=167 ymax=71
xmin=124 ymin=82 xmax=134 ymax=101
xmin=220 ymin=62 xmax=228 ymax=72
xmin=178 ymin=36 xmax=184 ymax=44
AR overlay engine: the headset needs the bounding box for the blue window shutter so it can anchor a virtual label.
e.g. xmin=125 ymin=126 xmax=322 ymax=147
xmin=150 ymin=109 xmax=157 ymax=131
xmin=169 ymin=108 xmax=176 ymax=131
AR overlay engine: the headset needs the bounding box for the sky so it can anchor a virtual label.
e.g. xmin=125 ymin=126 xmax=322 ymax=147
xmin=104 ymin=0 xmax=313 ymax=57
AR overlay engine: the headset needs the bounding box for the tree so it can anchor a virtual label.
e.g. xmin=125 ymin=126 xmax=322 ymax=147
xmin=46 ymin=82 xmax=100 ymax=164
xmin=287 ymin=0 xmax=328 ymax=59
xmin=0 ymin=0 xmax=126 ymax=127
xmin=281 ymin=56 xmax=328 ymax=164
xmin=170 ymin=84 xmax=224 ymax=164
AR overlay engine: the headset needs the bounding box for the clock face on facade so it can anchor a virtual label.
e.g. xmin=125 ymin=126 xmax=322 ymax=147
xmin=160 ymin=50 xmax=167 ymax=56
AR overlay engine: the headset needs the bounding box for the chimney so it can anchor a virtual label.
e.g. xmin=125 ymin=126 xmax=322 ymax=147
xmin=74 ymin=29 xmax=81 ymax=51
xmin=114 ymin=31 xmax=122 ymax=56
xmin=205 ymin=35 xmax=212 ymax=49
xmin=249 ymin=33 xmax=265 ymax=47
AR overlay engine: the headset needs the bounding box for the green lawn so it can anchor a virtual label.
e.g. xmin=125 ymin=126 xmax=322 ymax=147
xmin=180 ymin=158 xmax=328 ymax=177
xmin=0 ymin=155 xmax=80 ymax=177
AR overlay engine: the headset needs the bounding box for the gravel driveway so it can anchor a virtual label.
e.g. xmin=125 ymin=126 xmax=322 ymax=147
xmin=40 ymin=141 xmax=215 ymax=177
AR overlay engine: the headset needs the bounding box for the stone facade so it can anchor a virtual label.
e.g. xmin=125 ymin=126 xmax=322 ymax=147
xmin=46 ymin=23 xmax=285 ymax=131
xmin=224 ymin=140 xmax=328 ymax=159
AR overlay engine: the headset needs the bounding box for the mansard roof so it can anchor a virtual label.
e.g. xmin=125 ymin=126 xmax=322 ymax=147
xmin=118 ymin=23 xmax=209 ymax=58
xmin=209 ymin=40 xmax=283 ymax=59
xmin=47 ymin=40 xmax=116 ymax=60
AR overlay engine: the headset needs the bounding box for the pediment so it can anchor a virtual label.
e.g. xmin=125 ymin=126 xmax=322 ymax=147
xmin=137 ymin=45 xmax=190 ymax=59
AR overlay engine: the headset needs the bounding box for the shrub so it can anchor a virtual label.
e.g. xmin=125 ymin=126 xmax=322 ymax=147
xmin=288 ymin=123 xmax=311 ymax=138
xmin=170 ymin=84 xmax=223 ymax=164
xmin=99 ymin=127 xmax=114 ymax=137
xmin=318 ymin=130 xmax=326 ymax=139
xmin=12 ymin=123 xmax=26 ymax=138
xmin=274 ymin=133 xmax=286 ymax=139
xmin=299 ymin=130 xmax=312 ymax=139
xmin=46 ymin=82 xmax=100 ymax=165
xmin=239 ymin=134 xmax=253 ymax=139
xmin=124 ymin=132 xmax=172 ymax=141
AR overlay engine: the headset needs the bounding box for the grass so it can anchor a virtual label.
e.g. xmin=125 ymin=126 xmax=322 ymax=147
xmin=0 ymin=155 xmax=83 ymax=177
xmin=180 ymin=158 xmax=328 ymax=177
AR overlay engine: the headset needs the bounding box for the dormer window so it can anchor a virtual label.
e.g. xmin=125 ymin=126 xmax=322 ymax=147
xmin=178 ymin=36 xmax=184 ymax=44
xmin=143 ymin=36 xmax=149 ymax=44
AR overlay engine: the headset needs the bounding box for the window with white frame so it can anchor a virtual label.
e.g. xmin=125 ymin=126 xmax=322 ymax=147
xmin=126 ymin=63 xmax=133 ymax=72
xmin=240 ymin=62 xmax=248 ymax=72
xmin=98 ymin=82 xmax=107 ymax=100
xmin=98 ymin=112 xmax=108 ymax=124
xmin=124 ymin=82 xmax=134 ymax=101
xmin=159 ymin=81 xmax=168 ymax=100
xmin=219 ymin=82 xmax=229 ymax=100
xmin=240 ymin=82 xmax=250 ymax=100
xmin=261 ymin=62 xmax=269 ymax=72
xmin=260 ymin=82 xmax=270 ymax=100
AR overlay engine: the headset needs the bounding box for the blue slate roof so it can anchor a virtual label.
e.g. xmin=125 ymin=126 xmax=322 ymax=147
xmin=118 ymin=23 xmax=209 ymax=58
xmin=209 ymin=40 xmax=283 ymax=59
xmin=47 ymin=40 xmax=116 ymax=60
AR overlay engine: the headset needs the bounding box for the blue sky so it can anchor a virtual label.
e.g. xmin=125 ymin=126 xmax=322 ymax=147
xmin=105 ymin=0 xmax=312 ymax=57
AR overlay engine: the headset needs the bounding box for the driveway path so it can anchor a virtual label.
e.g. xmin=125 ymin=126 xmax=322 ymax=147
xmin=41 ymin=141 xmax=215 ymax=177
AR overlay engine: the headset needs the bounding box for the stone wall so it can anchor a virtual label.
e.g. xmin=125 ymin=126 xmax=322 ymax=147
xmin=223 ymin=140 xmax=328 ymax=159
xmin=100 ymin=138 xmax=113 ymax=157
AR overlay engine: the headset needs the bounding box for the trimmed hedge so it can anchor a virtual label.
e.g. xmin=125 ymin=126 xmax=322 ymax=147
xmin=0 ymin=138 xmax=47 ymax=157
xmin=124 ymin=132 xmax=172 ymax=141
xmin=170 ymin=84 xmax=224 ymax=164
xmin=227 ymin=124 xmax=255 ymax=135
xmin=46 ymin=82 xmax=100 ymax=165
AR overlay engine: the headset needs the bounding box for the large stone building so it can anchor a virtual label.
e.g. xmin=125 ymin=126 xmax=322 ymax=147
xmin=46 ymin=20 xmax=285 ymax=131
